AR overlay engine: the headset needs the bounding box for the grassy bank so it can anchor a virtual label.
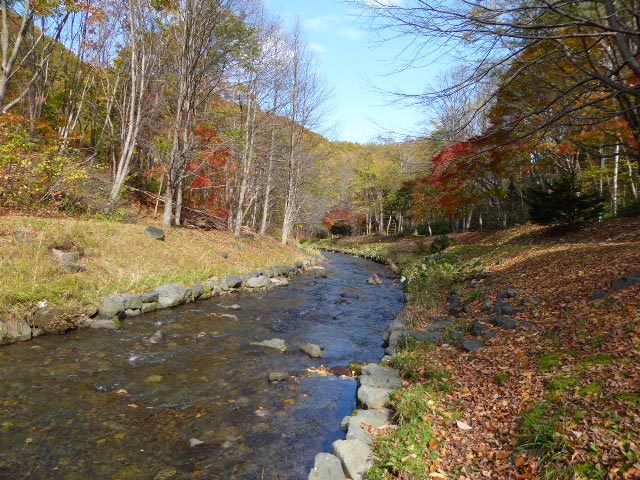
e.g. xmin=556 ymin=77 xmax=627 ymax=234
xmin=0 ymin=215 xmax=311 ymax=323
xmin=313 ymin=219 xmax=640 ymax=479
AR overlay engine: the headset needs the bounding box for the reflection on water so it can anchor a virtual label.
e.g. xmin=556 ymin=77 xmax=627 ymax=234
xmin=0 ymin=253 xmax=404 ymax=479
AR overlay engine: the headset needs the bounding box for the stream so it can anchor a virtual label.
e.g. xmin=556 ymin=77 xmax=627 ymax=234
xmin=0 ymin=252 xmax=404 ymax=480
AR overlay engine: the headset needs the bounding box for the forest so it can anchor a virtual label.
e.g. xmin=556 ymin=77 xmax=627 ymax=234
xmin=2 ymin=0 xmax=637 ymax=242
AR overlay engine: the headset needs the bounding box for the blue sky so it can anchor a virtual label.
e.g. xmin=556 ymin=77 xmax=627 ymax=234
xmin=263 ymin=0 xmax=446 ymax=144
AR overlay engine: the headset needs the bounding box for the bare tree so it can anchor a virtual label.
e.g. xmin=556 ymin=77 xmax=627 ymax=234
xmin=355 ymin=0 xmax=640 ymax=158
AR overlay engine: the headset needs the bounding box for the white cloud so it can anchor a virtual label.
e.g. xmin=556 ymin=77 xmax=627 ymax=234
xmin=338 ymin=28 xmax=365 ymax=41
xmin=309 ymin=42 xmax=328 ymax=54
xmin=304 ymin=15 xmax=340 ymax=32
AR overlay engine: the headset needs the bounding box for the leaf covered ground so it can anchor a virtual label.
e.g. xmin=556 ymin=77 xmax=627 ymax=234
xmin=316 ymin=219 xmax=640 ymax=479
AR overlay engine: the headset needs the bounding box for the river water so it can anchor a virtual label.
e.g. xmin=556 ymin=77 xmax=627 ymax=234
xmin=0 ymin=253 xmax=404 ymax=480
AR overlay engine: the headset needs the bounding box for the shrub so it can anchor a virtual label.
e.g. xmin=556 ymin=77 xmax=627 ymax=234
xmin=526 ymin=173 xmax=604 ymax=227
xmin=415 ymin=220 xmax=451 ymax=236
xmin=619 ymin=198 xmax=640 ymax=218
xmin=430 ymin=234 xmax=454 ymax=253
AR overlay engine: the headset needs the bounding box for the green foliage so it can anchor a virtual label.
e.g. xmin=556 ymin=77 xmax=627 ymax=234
xmin=518 ymin=401 xmax=570 ymax=465
xmin=366 ymin=384 xmax=441 ymax=480
xmin=539 ymin=352 xmax=562 ymax=371
xmin=0 ymin=125 xmax=87 ymax=210
xmin=415 ymin=220 xmax=451 ymax=236
xmin=430 ymin=234 xmax=455 ymax=253
xmin=618 ymin=198 xmax=640 ymax=218
xmin=526 ymin=173 xmax=605 ymax=227
xmin=404 ymin=252 xmax=465 ymax=309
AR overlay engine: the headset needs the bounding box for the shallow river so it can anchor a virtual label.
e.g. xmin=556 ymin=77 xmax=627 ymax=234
xmin=0 ymin=252 xmax=404 ymax=480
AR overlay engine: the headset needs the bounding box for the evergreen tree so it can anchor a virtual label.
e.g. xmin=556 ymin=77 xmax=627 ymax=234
xmin=526 ymin=174 xmax=604 ymax=227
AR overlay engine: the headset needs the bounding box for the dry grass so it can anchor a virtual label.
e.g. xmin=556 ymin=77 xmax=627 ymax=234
xmin=0 ymin=215 xmax=310 ymax=316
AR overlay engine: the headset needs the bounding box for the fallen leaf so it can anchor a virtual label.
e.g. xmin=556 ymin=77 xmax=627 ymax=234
xmin=456 ymin=420 xmax=472 ymax=430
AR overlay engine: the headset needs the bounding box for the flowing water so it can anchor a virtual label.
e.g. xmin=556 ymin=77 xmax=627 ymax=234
xmin=0 ymin=253 xmax=404 ymax=480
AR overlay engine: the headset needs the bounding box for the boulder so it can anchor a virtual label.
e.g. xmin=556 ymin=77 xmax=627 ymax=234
xmin=141 ymin=302 xmax=158 ymax=313
xmin=268 ymin=371 xmax=289 ymax=382
xmin=489 ymin=316 xmax=517 ymax=330
xmin=357 ymin=386 xmax=393 ymax=409
xmin=388 ymin=261 xmax=401 ymax=275
xmin=300 ymin=343 xmax=323 ymax=358
xmin=0 ymin=318 xmax=32 ymax=344
xmin=471 ymin=320 xmax=496 ymax=339
xmin=122 ymin=293 xmax=143 ymax=310
xmin=308 ymin=452 xmax=346 ymax=480
xmin=193 ymin=283 xmax=204 ymax=299
xmin=250 ymin=338 xmax=287 ymax=352
xmin=225 ymin=275 xmax=243 ymax=289
xmin=359 ymin=364 xmax=403 ymax=389
xmin=145 ymin=226 xmax=165 ymax=241
xmin=612 ymin=275 xmax=640 ymax=290
xmin=89 ymin=319 xmax=120 ymax=330
xmin=346 ymin=408 xmax=392 ymax=444
xmin=498 ymin=286 xmax=518 ymax=299
xmin=125 ymin=309 xmax=141 ymax=317
xmin=52 ymin=248 xmax=81 ymax=263
xmin=332 ymin=439 xmax=373 ymax=480
xmin=155 ymin=284 xmax=189 ymax=309
xmin=141 ymin=291 xmax=160 ymax=303
xmin=494 ymin=301 xmax=517 ymax=315
xmin=100 ymin=295 xmax=125 ymax=318
xmin=246 ymin=275 xmax=271 ymax=289
xmin=591 ymin=290 xmax=607 ymax=300
xmin=271 ymin=278 xmax=289 ymax=287
xmin=481 ymin=298 xmax=493 ymax=312
xmin=462 ymin=339 xmax=486 ymax=352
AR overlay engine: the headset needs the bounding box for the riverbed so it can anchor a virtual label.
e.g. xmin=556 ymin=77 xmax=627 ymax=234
xmin=0 ymin=252 xmax=404 ymax=479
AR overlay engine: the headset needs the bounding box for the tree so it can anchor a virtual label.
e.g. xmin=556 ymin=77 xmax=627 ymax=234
xmin=527 ymin=173 xmax=605 ymax=227
xmin=355 ymin=0 xmax=640 ymax=163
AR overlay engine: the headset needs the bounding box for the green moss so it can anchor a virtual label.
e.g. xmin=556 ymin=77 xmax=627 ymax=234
xmin=495 ymin=373 xmax=510 ymax=386
xmin=615 ymin=392 xmax=640 ymax=405
xmin=572 ymin=462 xmax=606 ymax=479
xmin=539 ymin=352 xmax=562 ymax=371
xmin=577 ymin=383 xmax=603 ymax=397
xmin=547 ymin=375 xmax=580 ymax=393
xmin=577 ymin=353 xmax=613 ymax=367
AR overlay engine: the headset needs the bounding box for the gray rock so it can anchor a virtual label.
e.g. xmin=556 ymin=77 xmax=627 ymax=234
xmin=246 ymin=275 xmax=271 ymax=288
xmin=346 ymin=408 xmax=391 ymax=444
xmin=15 ymin=231 xmax=37 ymax=243
xmin=31 ymin=327 xmax=45 ymax=337
xmin=357 ymin=385 xmax=393 ymax=409
xmin=300 ymin=343 xmax=323 ymax=358
xmin=148 ymin=330 xmax=164 ymax=344
xmin=591 ymin=290 xmax=607 ymax=300
xmin=100 ymin=295 xmax=125 ymax=318
xmin=424 ymin=318 xmax=456 ymax=331
xmin=189 ymin=438 xmax=204 ymax=447
xmin=612 ymin=275 xmax=640 ymax=290
xmin=384 ymin=346 xmax=396 ymax=356
xmin=141 ymin=302 xmax=158 ymax=313
xmin=398 ymin=330 xmax=443 ymax=346
xmin=52 ymin=248 xmax=80 ymax=263
xmin=367 ymin=274 xmax=383 ymax=285
xmin=271 ymin=277 xmax=289 ymax=287
xmin=85 ymin=306 xmax=99 ymax=318
xmin=494 ymin=301 xmax=517 ymax=315
xmin=89 ymin=319 xmax=120 ymax=330
xmin=359 ymin=364 xmax=403 ymax=389
xmin=481 ymin=298 xmax=493 ymax=312
xmin=489 ymin=316 xmax=517 ymax=330
xmin=250 ymin=338 xmax=287 ymax=352
xmin=332 ymin=439 xmax=373 ymax=480
xmin=203 ymin=277 xmax=219 ymax=292
xmin=219 ymin=252 xmax=229 ymax=259
xmin=225 ymin=275 xmax=243 ymax=289
xmin=498 ymin=287 xmax=518 ymax=299
xmin=155 ymin=284 xmax=189 ymax=309
xmin=145 ymin=226 xmax=165 ymax=241
xmin=268 ymin=371 xmax=289 ymax=382
xmin=387 ymin=317 xmax=406 ymax=331
xmin=122 ymin=293 xmax=143 ymax=310
xmin=471 ymin=321 xmax=496 ymax=339
xmin=1 ymin=319 xmax=32 ymax=343
xmin=308 ymin=452 xmax=346 ymax=480
xmin=462 ymin=339 xmax=486 ymax=352
xmin=388 ymin=261 xmax=401 ymax=275
xmin=125 ymin=309 xmax=141 ymax=317
xmin=193 ymin=283 xmax=204 ymax=299
xmin=341 ymin=416 xmax=351 ymax=432
xmin=141 ymin=291 xmax=159 ymax=303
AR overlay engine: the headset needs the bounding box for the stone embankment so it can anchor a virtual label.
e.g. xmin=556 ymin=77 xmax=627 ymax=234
xmin=0 ymin=259 xmax=319 ymax=346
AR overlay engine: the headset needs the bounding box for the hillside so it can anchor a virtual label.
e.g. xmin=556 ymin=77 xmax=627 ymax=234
xmin=0 ymin=215 xmax=310 ymax=341
xmin=314 ymin=219 xmax=640 ymax=479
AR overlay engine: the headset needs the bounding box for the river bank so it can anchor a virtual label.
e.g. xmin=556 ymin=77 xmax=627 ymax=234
xmin=312 ymin=218 xmax=640 ymax=479
xmin=0 ymin=215 xmax=312 ymax=345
